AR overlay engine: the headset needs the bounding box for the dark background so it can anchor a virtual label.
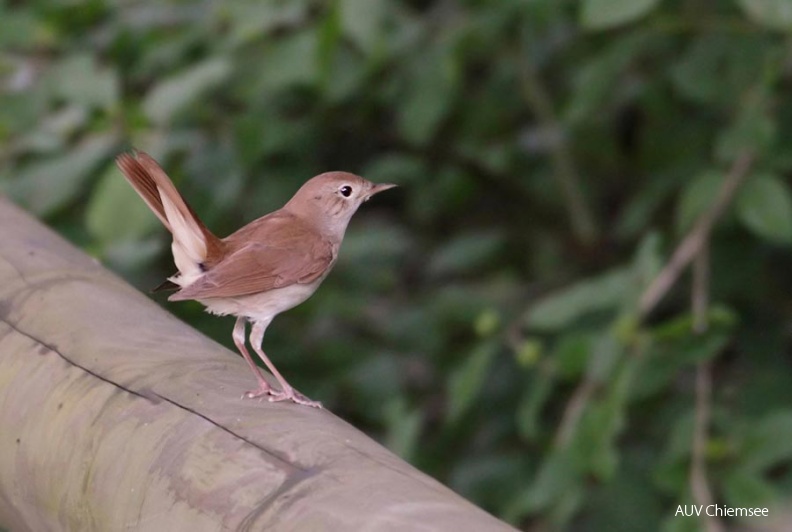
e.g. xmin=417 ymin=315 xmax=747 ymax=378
xmin=2 ymin=1 xmax=792 ymax=530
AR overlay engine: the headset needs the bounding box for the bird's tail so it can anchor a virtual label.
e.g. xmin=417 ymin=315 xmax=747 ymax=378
xmin=115 ymin=151 xmax=223 ymax=287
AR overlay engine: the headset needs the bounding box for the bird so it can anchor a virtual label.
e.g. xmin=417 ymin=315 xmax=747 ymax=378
xmin=115 ymin=151 xmax=396 ymax=408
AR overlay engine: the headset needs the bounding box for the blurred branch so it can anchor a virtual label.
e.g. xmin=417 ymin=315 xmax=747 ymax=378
xmin=691 ymin=246 xmax=709 ymax=335
xmin=638 ymin=151 xmax=754 ymax=317
xmin=518 ymin=44 xmax=600 ymax=245
xmin=554 ymin=378 xmax=596 ymax=448
xmin=553 ymin=151 xmax=753 ymax=450
xmin=690 ymin=245 xmax=723 ymax=532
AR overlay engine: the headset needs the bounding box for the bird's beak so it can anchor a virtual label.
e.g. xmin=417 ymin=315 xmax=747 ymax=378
xmin=365 ymin=183 xmax=397 ymax=201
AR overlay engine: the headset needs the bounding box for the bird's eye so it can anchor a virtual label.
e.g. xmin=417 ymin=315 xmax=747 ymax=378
xmin=339 ymin=185 xmax=353 ymax=197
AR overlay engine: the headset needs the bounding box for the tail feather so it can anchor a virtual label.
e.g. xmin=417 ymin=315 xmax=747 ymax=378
xmin=115 ymin=151 xmax=224 ymax=286
xmin=116 ymin=153 xmax=171 ymax=230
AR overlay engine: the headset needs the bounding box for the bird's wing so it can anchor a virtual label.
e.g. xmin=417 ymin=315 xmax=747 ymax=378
xmin=171 ymin=214 xmax=335 ymax=300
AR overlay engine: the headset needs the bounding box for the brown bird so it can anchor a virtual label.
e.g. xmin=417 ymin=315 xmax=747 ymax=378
xmin=116 ymin=152 xmax=396 ymax=408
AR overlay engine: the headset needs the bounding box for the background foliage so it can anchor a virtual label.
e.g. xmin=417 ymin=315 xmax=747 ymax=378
xmin=3 ymin=0 xmax=792 ymax=530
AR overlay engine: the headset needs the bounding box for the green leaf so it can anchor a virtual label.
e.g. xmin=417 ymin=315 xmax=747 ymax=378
xmin=516 ymin=371 xmax=554 ymax=440
xmin=671 ymin=35 xmax=767 ymax=108
xmin=564 ymin=33 xmax=651 ymax=124
xmin=578 ymin=357 xmax=637 ymax=480
xmin=658 ymin=326 xmax=732 ymax=364
xmin=715 ymin=101 xmax=776 ymax=163
xmin=428 ymin=230 xmax=505 ymax=277
xmin=143 ymin=57 xmax=232 ymax=124
xmin=553 ymin=334 xmax=593 ymax=379
xmin=218 ymin=1 xmax=309 ymax=47
xmin=580 ymin=404 xmax=620 ymax=480
xmin=505 ymin=448 xmax=583 ymax=519
xmin=616 ymin=175 xmax=680 ymax=239
xmin=723 ymin=469 xmax=777 ymax=509
xmin=737 ymin=0 xmax=792 ymax=31
xmin=102 ymin=237 xmax=165 ymax=272
xmin=0 ymin=92 xmax=42 ymax=139
xmin=449 ymin=454 xmax=529 ymax=515
xmin=447 ymin=341 xmax=498 ymax=422
xmin=340 ymin=0 xmax=387 ymax=52
xmin=383 ymin=397 xmax=422 ymax=461
xmin=632 ymin=232 xmax=662 ymax=293
xmin=317 ymin=2 xmax=342 ymax=85
xmin=398 ymin=44 xmax=458 ymax=145
xmin=634 ymin=312 xmax=734 ymax=399
xmin=49 ymin=54 xmax=119 ymax=111
xmin=585 ymin=333 xmax=623 ymax=384
xmin=579 ymin=0 xmax=662 ymax=30
xmin=12 ymin=106 xmax=89 ymax=154
xmin=525 ymin=268 xmax=632 ymax=332
xmin=739 ymin=411 xmax=792 ymax=473
xmin=3 ymin=135 xmax=116 ymax=216
xmin=655 ymin=413 xmax=695 ymax=490
xmin=652 ymin=306 xmax=737 ymax=341
xmin=676 ymin=170 xmax=724 ymax=235
xmin=85 ymin=165 xmax=161 ymax=246
xmin=37 ymin=106 xmax=88 ymax=141
xmin=736 ymin=174 xmax=792 ymax=244
xmin=252 ymin=30 xmax=318 ymax=93
xmin=0 ymin=7 xmax=38 ymax=49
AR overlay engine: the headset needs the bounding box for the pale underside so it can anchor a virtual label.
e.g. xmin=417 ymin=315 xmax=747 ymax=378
xmin=197 ymin=272 xmax=329 ymax=324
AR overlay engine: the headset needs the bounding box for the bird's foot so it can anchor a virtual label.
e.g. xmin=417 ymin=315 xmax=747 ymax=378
xmin=268 ymin=387 xmax=323 ymax=408
xmin=242 ymin=381 xmax=273 ymax=399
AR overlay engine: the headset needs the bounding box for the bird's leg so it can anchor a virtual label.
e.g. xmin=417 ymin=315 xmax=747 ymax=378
xmin=249 ymin=320 xmax=322 ymax=408
xmin=232 ymin=316 xmax=272 ymax=399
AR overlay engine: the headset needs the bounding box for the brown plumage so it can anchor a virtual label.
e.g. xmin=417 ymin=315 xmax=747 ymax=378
xmin=171 ymin=212 xmax=335 ymax=300
xmin=115 ymin=151 xmax=395 ymax=407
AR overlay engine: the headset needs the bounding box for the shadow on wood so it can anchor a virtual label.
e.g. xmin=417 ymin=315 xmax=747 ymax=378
xmin=0 ymin=197 xmax=515 ymax=531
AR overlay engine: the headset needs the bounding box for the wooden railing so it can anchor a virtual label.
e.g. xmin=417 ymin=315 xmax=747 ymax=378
xmin=0 ymin=197 xmax=514 ymax=532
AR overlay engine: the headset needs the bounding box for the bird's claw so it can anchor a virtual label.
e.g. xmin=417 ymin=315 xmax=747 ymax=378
xmin=268 ymin=388 xmax=323 ymax=408
xmin=242 ymin=382 xmax=321 ymax=408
